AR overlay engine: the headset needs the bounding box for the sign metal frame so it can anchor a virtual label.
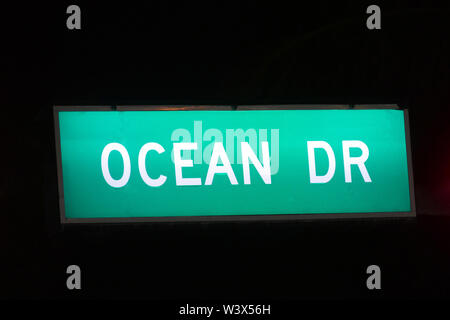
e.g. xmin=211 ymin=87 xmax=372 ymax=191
xmin=53 ymin=105 xmax=416 ymax=224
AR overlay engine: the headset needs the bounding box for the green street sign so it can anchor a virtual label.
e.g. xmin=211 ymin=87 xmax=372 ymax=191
xmin=54 ymin=106 xmax=415 ymax=223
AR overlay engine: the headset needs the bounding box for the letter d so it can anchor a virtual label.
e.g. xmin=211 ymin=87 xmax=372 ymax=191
xmin=307 ymin=141 xmax=336 ymax=183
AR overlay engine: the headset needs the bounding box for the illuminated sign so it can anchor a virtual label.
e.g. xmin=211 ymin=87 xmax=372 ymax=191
xmin=54 ymin=106 xmax=415 ymax=223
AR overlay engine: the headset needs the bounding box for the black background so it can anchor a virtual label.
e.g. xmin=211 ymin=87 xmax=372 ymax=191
xmin=2 ymin=0 xmax=450 ymax=307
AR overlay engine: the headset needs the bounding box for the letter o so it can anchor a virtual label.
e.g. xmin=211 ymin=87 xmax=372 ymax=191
xmin=101 ymin=143 xmax=131 ymax=188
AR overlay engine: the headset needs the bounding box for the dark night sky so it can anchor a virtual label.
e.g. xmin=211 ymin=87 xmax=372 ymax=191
xmin=1 ymin=0 xmax=450 ymax=305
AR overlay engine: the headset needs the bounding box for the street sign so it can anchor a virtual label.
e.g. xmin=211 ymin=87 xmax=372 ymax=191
xmin=54 ymin=106 xmax=415 ymax=223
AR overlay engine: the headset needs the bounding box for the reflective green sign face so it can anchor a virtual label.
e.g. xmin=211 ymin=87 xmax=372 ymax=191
xmin=55 ymin=108 xmax=414 ymax=222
